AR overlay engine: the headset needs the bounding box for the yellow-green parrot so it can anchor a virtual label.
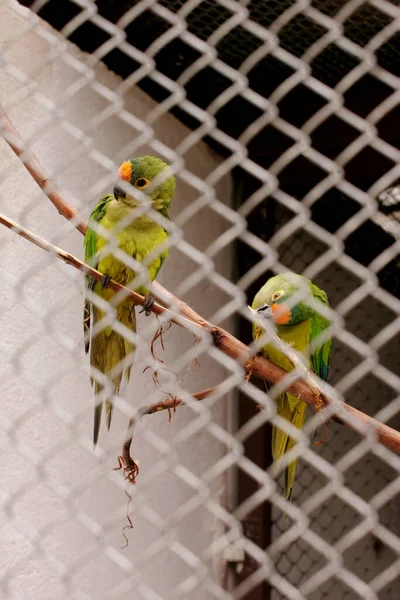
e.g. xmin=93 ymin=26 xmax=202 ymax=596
xmin=84 ymin=155 xmax=176 ymax=445
xmin=251 ymin=272 xmax=332 ymax=499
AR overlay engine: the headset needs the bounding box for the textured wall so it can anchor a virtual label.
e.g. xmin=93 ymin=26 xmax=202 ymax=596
xmin=0 ymin=3 xmax=234 ymax=598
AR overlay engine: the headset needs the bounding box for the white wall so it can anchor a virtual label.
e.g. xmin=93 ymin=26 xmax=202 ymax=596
xmin=0 ymin=3 xmax=236 ymax=598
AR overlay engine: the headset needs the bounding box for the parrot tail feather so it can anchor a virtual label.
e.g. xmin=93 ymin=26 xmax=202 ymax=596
xmin=105 ymin=398 xmax=113 ymax=431
xmin=272 ymin=394 xmax=308 ymax=500
xmin=83 ymin=299 xmax=91 ymax=354
xmin=90 ymin=303 xmax=136 ymax=445
xmin=122 ymin=305 xmax=136 ymax=384
xmin=93 ymin=389 xmax=102 ymax=447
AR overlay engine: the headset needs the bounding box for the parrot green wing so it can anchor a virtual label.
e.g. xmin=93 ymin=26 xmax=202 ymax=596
xmin=84 ymin=194 xmax=114 ymax=276
xmin=83 ymin=194 xmax=114 ymax=353
xmin=309 ymin=283 xmax=332 ymax=382
xmin=152 ymin=206 xmax=170 ymax=280
xmin=310 ymin=315 xmax=332 ymax=382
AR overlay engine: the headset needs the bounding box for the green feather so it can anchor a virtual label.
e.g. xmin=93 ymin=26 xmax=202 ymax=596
xmin=252 ymin=272 xmax=332 ymax=500
xmin=83 ymin=194 xmax=113 ymax=354
xmin=84 ymin=157 xmax=175 ymax=445
xmin=84 ymin=194 xmax=113 ymax=280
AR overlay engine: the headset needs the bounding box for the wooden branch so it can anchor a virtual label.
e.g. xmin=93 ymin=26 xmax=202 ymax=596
xmin=2 ymin=103 xmax=400 ymax=456
xmin=0 ymin=106 xmax=87 ymax=235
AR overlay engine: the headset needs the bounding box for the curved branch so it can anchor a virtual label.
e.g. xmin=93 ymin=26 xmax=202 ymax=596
xmin=116 ymin=387 xmax=217 ymax=481
xmin=0 ymin=106 xmax=87 ymax=235
xmin=1 ymin=103 xmax=400 ymax=456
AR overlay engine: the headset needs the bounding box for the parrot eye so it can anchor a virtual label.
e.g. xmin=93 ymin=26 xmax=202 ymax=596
xmin=271 ymin=289 xmax=284 ymax=302
xmin=134 ymin=177 xmax=151 ymax=190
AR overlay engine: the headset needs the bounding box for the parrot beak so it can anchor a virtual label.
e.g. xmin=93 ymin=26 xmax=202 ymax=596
xmin=113 ymin=185 xmax=126 ymax=200
xmin=249 ymin=304 xmax=273 ymax=318
xmin=261 ymin=306 xmax=273 ymax=318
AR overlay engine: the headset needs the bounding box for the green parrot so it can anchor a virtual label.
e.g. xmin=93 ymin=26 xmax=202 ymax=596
xmin=251 ymin=272 xmax=332 ymax=499
xmin=83 ymin=155 xmax=176 ymax=445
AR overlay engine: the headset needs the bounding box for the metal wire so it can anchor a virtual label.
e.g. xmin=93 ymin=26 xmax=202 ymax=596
xmin=0 ymin=0 xmax=399 ymax=599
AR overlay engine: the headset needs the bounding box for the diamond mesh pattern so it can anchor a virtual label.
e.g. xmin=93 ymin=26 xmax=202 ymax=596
xmin=1 ymin=0 xmax=400 ymax=599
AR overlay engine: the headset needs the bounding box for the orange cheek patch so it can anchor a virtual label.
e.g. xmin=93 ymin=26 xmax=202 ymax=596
xmin=118 ymin=161 xmax=132 ymax=182
xmin=271 ymin=303 xmax=291 ymax=325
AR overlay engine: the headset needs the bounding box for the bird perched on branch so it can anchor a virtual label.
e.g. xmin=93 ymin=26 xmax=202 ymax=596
xmin=84 ymin=156 xmax=176 ymax=445
xmin=251 ymin=272 xmax=332 ymax=499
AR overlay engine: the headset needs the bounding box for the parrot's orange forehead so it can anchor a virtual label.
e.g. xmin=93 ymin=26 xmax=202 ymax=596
xmin=118 ymin=161 xmax=132 ymax=182
xmin=271 ymin=302 xmax=291 ymax=325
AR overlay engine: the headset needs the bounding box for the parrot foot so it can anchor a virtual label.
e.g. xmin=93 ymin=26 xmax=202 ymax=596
xmin=101 ymin=274 xmax=111 ymax=288
xmin=139 ymin=295 xmax=155 ymax=316
xmin=244 ymin=358 xmax=255 ymax=382
xmin=314 ymin=394 xmax=329 ymax=446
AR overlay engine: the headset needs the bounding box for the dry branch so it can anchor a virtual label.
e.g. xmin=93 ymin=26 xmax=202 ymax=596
xmin=1 ymin=103 xmax=400 ymax=457
xmin=117 ymin=386 xmax=216 ymax=480
xmin=0 ymin=106 xmax=87 ymax=235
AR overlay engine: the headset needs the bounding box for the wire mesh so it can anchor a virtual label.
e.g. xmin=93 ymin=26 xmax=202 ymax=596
xmin=0 ymin=0 xmax=399 ymax=599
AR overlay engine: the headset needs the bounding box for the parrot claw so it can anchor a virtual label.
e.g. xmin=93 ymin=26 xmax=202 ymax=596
xmin=101 ymin=274 xmax=111 ymax=288
xmin=139 ymin=295 xmax=155 ymax=316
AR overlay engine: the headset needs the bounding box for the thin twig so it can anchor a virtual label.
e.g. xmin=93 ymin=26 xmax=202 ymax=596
xmin=1 ymin=104 xmax=400 ymax=456
xmin=0 ymin=105 xmax=87 ymax=235
xmin=113 ymin=385 xmax=215 ymax=549
xmin=118 ymin=386 xmax=216 ymax=474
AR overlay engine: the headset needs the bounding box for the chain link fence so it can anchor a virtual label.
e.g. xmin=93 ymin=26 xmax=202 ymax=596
xmin=1 ymin=0 xmax=399 ymax=599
